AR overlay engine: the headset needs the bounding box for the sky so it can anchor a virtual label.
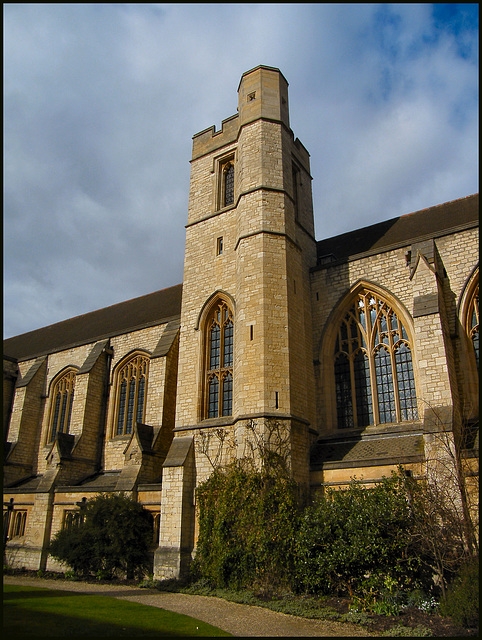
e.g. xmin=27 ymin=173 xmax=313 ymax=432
xmin=4 ymin=3 xmax=479 ymax=339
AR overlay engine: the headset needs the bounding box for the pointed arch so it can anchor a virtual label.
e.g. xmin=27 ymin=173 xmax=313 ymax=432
xmin=111 ymin=351 xmax=150 ymax=436
xmin=459 ymin=266 xmax=479 ymax=371
xmin=47 ymin=367 xmax=78 ymax=442
xmin=321 ymin=283 xmax=418 ymax=429
xmin=199 ymin=294 xmax=235 ymax=420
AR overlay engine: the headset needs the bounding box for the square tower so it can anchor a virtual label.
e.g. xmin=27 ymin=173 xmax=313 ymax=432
xmin=156 ymin=66 xmax=317 ymax=578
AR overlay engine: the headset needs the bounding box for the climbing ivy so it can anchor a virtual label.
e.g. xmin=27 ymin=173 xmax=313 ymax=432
xmin=193 ymin=460 xmax=304 ymax=591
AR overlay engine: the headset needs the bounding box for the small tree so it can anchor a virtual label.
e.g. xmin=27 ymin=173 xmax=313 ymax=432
xmin=402 ymin=407 xmax=479 ymax=597
xmin=49 ymin=493 xmax=153 ymax=579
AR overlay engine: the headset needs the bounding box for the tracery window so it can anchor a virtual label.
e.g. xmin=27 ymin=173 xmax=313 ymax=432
xmin=205 ymin=301 xmax=234 ymax=418
xmin=114 ymin=354 xmax=149 ymax=436
xmin=49 ymin=369 xmax=76 ymax=441
xmin=466 ymin=282 xmax=479 ymax=371
xmin=334 ymin=290 xmax=418 ymax=428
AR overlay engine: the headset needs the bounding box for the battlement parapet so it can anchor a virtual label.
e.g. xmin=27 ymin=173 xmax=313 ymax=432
xmin=192 ymin=113 xmax=239 ymax=160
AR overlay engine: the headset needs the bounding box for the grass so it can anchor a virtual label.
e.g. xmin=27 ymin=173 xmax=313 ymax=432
xmin=3 ymin=584 xmax=231 ymax=637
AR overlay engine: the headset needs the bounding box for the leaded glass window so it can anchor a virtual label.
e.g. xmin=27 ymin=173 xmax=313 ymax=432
xmin=467 ymin=283 xmax=479 ymax=371
xmin=205 ymin=301 xmax=234 ymax=418
xmin=223 ymin=163 xmax=234 ymax=207
xmin=333 ymin=290 xmax=418 ymax=428
xmin=10 ymin=511 xmax=27 ymax=538
xmin=49 ymin=369 xmax=76 ymax=441
xmin=115 ymin=354 xmax=149 ymax=435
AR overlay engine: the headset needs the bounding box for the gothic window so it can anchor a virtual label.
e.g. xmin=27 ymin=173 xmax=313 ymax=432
xmin=114 ymin=354 xmax=149 ymax=436
xmin=205 ymin=301 xmax=234 ymax=418
xmin=10 ymin=511 xmax=27 ymax=538
xmin=466 ymin=282 xmax=479 ymax=371
xmin=223 ymin=162 xmax=234 ymax=207
xmin=49 ymin=369 xmax=76 ymax=441
xmin=63 ymin=510 xmax=83 ymax=530
xmin=333 ymin=290 xmax=418 ymax=428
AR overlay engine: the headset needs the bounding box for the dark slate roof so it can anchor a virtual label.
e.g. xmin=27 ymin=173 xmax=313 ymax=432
xmin=310 ymin=432 xmax=425 ymax=470
xmin=4 ymin=475 xmax=43 ymax=491
xmin=56 ymin=471 xmax=122 ymax=492
xmin=316 ymin=194 xmax=479 ymax=267
xmin=4 ymin=284 xmax=182 ymax=362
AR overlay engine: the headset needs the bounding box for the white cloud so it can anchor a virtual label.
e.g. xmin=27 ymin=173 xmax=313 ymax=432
xmin=4 ymin=3 xmax=478 ymax=338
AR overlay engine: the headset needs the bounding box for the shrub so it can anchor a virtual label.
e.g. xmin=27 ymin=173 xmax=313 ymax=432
xmin=293 ymin=475 xmax=426 ymax=596
xmin=49 ymin=493 xmax=153 ymax=579
xmin=438 ymin=560 xmax=479 ymax=628
xmin=193 ymin=461 xmax=303 ymax=591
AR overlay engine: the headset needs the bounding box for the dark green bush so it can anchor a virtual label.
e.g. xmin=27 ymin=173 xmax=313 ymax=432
xmin=49 ymin=493 xmax=153 ymax=579
xmin=193 ymin=461 xmax=304 ymax=591
xmin=293 ymin=475 xmax=426 ymax=596
xmin=439 ymin=560 xmax=479 ymax=628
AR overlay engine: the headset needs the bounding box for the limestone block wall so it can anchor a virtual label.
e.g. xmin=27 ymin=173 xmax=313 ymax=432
xmin=4 ymin=490 xmax=54 ymax=570
xmin=35 ymin=343 xmax=97 ymax=474
xmin=3 ymin=356 xmax=18 ymax=438
xmin=103 ymin=324 xmax=174 ymax=470
xmin=5 ymin=358 xmax=48 ymax=485
xmin=311 ymin=225 xmax=479 ymax=438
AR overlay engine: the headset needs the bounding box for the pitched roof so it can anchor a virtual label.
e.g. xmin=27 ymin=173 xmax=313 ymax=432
xmin=315 ymin=194 xmax=479 ymax=267
xmin=310 ymin=431 xmax=425 ymax=469
xmin=4 ymin=284 xmax=182 ymax=362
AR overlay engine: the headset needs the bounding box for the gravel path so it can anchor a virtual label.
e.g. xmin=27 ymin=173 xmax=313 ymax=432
xmin=4 ymin=576 xmax=376 ymax=637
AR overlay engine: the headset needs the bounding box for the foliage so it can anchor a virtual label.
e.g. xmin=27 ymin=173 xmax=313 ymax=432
xmin=193 ymin=460 xmax=303 ymax=590
xmin=438 ymin=560 xmax=479 ymax=628
xmin=408 ymin=408 xmax=479 ymax=597
xmin=48 ymin=493 xmax=153 ymax=579
xmin=293 ymin=474 xmax=427 ymax=596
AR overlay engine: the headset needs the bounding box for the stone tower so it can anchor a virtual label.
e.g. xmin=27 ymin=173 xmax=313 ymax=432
xmin=155 ymin=66 xmax=317 ymax=578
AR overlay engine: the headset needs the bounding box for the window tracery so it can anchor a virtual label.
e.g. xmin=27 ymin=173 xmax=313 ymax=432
xmin=205 ymin=301 xmax=234 ymax=419
xmin=466 ymin=282 xmax=479 ymax=370
xmin=333 ymin=291 xmax=417 ymax=428
xmin=49 ymin=369 xmax=76 ymax=441
xmin=114 ymin=354 xmax=149 ymax=436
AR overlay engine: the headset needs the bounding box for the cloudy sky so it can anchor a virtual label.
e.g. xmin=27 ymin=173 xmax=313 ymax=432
xmin=4 ymin=3 xmax=478 ymax=339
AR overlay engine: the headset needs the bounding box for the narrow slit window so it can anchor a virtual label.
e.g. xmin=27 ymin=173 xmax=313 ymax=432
xmin=223 ymin=163 xmax=234 ymax=207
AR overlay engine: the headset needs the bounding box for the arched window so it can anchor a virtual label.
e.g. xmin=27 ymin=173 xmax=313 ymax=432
xmin=11 ymin=511 xmax=27 ymax=538
xmin=205 ymin=300 xmax=234 ymax=418
xmin=114 ymin=354 xmax=149 ymax=436
xmin=63 ymin=510 xmax=83 ymax=530
xmin=466 ymin=282 xmax=479 ymax=371
xmin=49 ymin=369 xmax=76 ymax=441
xmin=223 ymin=162 xmax=234 ymax=207
xmin=333 ymin=290 xmax=417 ymax=428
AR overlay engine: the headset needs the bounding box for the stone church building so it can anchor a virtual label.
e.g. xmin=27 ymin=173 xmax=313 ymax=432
xmin=3 ymin=66 xmax=479 ymax=578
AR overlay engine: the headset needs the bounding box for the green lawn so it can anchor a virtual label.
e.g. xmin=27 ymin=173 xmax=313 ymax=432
xmin=3 ymin=584 xmax=231 ymax=637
